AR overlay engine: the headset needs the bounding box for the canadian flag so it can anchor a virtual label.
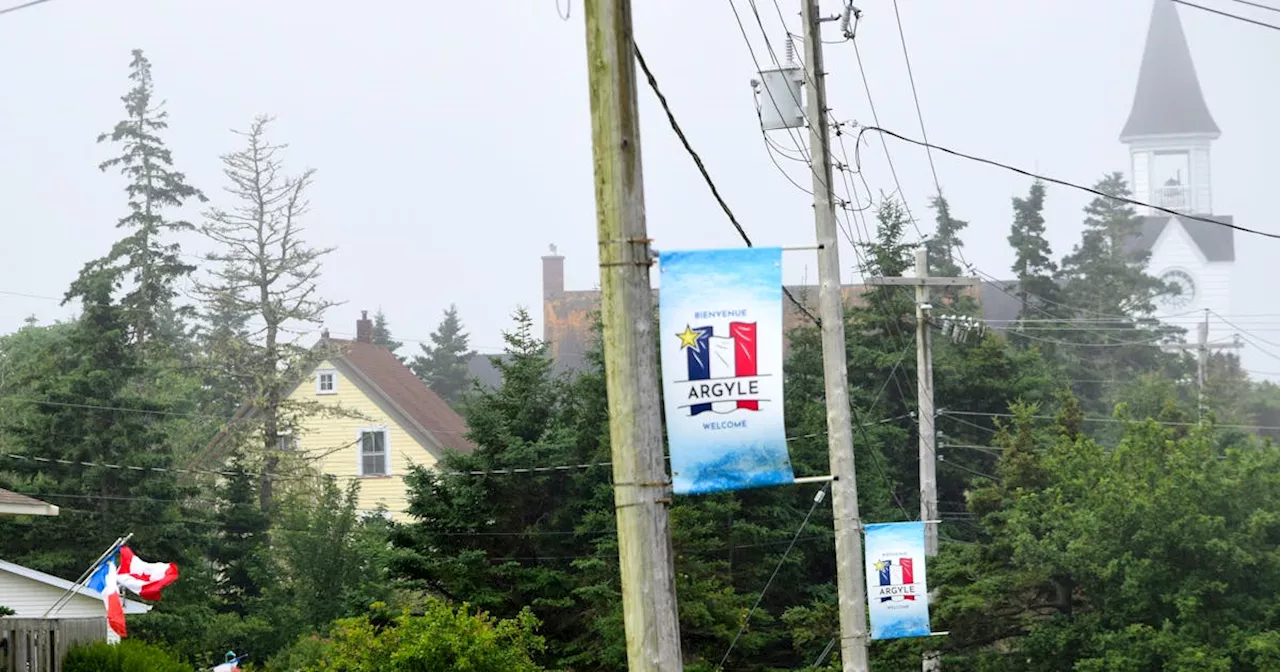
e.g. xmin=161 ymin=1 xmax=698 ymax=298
xmin=115 ymin=546 xmax=179 ymax=601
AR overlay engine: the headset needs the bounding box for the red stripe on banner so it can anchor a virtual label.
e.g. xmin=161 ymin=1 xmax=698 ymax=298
xmin=730 ymin=322 xmax=759 ymax=410
xmin=901 ymin=557 xmax=914 ymax=585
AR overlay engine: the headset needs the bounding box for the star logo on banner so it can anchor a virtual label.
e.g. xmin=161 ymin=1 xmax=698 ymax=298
xmin=676 ymin=325 xmax=701 ymax=349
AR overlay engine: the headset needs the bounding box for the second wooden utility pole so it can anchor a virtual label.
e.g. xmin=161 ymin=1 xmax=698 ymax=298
xmin=583 ymin=1 xmax=683 ymax=669
xmin=1164 ymin=309 xmax=1242 ymax=423
xmin=800 ymin=1 xmax=870 ymax=670
xmin=868 ymin=248 xmax=977 ymax=671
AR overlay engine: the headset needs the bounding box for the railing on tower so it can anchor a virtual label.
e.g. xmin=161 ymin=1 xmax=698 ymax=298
xmin=1152 ymin=185 xmax=1189 ymax=213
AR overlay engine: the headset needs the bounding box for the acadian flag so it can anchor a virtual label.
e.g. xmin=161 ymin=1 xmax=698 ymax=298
xmin=658 ymin=247 xmax=794 ymax=495
xmin=84 ymin=545 xmax=180 ymax=640
xmin=86 ymin=558 xmax=127 ymax=638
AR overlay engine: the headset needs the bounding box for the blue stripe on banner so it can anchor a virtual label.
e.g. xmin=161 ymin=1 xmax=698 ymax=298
xmin=687 ymin=326 xmax=714 ymax=415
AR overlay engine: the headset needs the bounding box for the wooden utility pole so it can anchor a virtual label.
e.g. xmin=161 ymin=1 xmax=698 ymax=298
xmin=583 ymin=1 xmax=683 ymax=670
xmin=867 ymin=248 xmax=977 ymax=671
xmin=800 ymin=1 xmax=870 ymax=669
xmin=1164 ymin=309 xmax=1242 ymax=423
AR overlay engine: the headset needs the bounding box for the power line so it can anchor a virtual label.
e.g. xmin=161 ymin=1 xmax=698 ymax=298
xmin=1224 ymin=0 xmax=1280 ymax=13
xmin=889 ymin=0 xmax=942 ymax=197
xmin=633 ymin=42 xmax=821 ymax=327
xmin=940 ymin=409 xmax=1280 ymax=432
xmin=856 ymin=125 xmax=1280 ymax=241
xmin=0 ymin=0 xmax=52 ymax=17
xmin=1173 ymin=0 xmax=1280 ymax=29
xmin=718 ymin=483 xmax=830 ymax=669
xmin=847 ymin=28 xmax=926 ymax=239
xmin=1223 ymin=0 xmax=1280 ymax=12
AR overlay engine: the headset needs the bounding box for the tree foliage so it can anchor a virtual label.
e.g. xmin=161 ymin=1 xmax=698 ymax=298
xmin=371 ymin=308 xmax=404 ymax=358
xmin=69 ymin=48 xmax=206 ymax=355
xmin=278 ymin=600 xmax=546 ymax=672
xmin=196 ymin=114 xmax=340 ymax=511
xmin=410 ymin=303 xmax=476 ymax=407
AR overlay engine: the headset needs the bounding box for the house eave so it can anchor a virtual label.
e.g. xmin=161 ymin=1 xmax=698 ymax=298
xmin=0 ymin=501 xmax=59 ymax=517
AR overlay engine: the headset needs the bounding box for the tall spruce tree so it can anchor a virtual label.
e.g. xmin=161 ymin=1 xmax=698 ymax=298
xmin=410 ymin=304 xmax=475 ymax=407
xmin=1008 ymin=180 xmax=1059 ymax=321
xmin=68 ymin=49 xmax=206 ymax=354
xmin=371 ymin=309 xmax=404 ymax=359
xmin=197 ymin=115 xmax=340 ymax=511
xmin=1054 ymin=173 xmax=1176 ymax=412
xmin=210 ymin=450 xmax=272 ymax=612
xmin=1058 ymin=173 xmax=1168 ymax=317
xmin=926 ymin=193 xmax=967 ymax=278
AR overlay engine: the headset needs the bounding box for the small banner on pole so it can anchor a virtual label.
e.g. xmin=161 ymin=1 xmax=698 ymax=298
xmin=658 ymin=247 xmax=794 ymax=495
xmin=865 ymin=521 xmax=931 ymax=640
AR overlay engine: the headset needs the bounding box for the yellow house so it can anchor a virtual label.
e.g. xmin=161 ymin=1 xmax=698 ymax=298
xmin=206 ymin=312 xmax=476 ymax=519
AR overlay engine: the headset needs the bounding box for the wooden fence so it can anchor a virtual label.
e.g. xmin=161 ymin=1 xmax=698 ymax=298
xmin=0 ymin=618 xmax=106 ymax=672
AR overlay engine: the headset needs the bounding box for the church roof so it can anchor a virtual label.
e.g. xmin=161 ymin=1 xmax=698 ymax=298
xmin=1120 ymin=0 xmax=1219 ymax=141
xmin=1129 ymin=214 xmax=1235 ymax=262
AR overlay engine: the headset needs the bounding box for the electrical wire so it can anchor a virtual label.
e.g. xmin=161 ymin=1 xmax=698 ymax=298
xmin=717 ymin=483 xmax=830 ymax=669
xmin=1172 ymin=0 xmax=1280 ymax=29
xmin=633 ymin=42 xmax=822 ymax=326
xmin=889 ymin=0 xmax=943 ymax=198
xmin=855 ymin=125 xmax=1280 ymax=241
xmin=0 ymin=0 xmax=52 ymax=17
xmin=940 ymin=408 xmax=1280 ymax=432
xmin=1224 ymin=0 xmax=1280 ymax=12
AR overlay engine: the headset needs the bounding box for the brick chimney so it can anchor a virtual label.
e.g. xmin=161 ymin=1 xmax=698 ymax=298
xmin=356 ymin=310 xmax=373 ymax=343
xmin=542 ymin=244 xmax=564 ymax=299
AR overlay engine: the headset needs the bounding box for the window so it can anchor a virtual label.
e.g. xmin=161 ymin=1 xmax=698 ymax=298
xmin=277 ymin=432 xmax=298 ymax=452
xmin=316 ymin=369 xmax=337 ymax=395
xmin=359 ymin=429 xmax=389 ymax=476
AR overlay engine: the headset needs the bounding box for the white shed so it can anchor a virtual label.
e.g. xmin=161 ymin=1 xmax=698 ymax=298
xmin=0 ymin=559 xmax=151 ymax=619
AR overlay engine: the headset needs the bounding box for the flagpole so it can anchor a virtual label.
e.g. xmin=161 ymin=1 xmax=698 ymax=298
xmin=43 ymin=532 xmax=133 ymax=617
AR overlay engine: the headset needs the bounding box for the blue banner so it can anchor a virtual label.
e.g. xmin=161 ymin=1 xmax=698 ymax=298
xmin=658 ymin=247 xmax=794 ymax=495
xmin=865 ymin=521 xmax=932 ymax=640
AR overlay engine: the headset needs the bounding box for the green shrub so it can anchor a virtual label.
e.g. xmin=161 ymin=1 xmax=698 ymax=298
xmin=279 ymin=598 xmax=546 ymax=672
xmin=63 ymin=640 xmax=194 ymax=672
xmin=0 ymin=605 xmax=14 ymax=616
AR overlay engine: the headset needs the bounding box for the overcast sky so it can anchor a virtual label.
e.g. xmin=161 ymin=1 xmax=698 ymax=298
xmin=2 ymin=0 xmax=1278 ymax=374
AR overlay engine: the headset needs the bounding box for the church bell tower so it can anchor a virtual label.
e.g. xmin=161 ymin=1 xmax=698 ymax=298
xmin=1121 ymin=0 xmax=1234 ymax=337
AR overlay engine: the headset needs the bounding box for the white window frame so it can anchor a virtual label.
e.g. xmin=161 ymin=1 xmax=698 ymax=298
xmin=277 ymin=428 xmax=298 ymax=452
xmin=316 ymin=369 xmax=338 ymax=395
xmin=356 ymin=427 xmax=391 ymax=477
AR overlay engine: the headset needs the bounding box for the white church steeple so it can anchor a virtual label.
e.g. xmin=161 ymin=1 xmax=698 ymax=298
xmin=1121 ymin=0 xmax=1219 ymax=216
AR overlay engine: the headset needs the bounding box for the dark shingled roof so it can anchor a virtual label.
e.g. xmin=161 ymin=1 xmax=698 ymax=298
xmin=1129 ymin=214 xmax=1235 ymax=262
xmin=1120 ymin=0 xmax=1219 ymax=140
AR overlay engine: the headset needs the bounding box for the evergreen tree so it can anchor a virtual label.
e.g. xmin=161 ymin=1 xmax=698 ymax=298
xmin=926 ymin=193 xmax=967 ymax=278
xmin=210 ymin=450 xmax=272 ymax=612
xmin=1007 ymin=180 xmax=1059 ymax=321
xmin=410 ymin=304 xmax=476 ymax=407
xmin=68 ymin=49 xmax=206 ymax=354
xmin=371 ymin=309 xmax=403 ymax=359
xmin=0 ymin=266 xmax=197 ymax=576
xmin=196 ymin=115 xmax=340 ymax=511
xmin=1058 ymin=172 xmax=1167 ymax=317
xmin=1053 ymin=173 xmax=1177 ymax=409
